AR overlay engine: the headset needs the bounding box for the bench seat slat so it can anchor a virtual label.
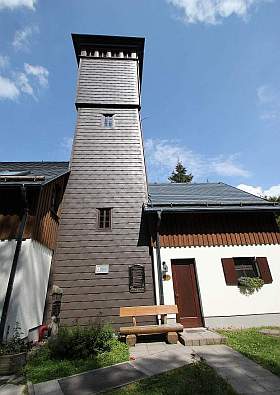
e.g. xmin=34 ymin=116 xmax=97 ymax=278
xmin=120 ymin=305 xmax=178 ymax=317
xmin=120 ymin=324 xmax=183 ymax=335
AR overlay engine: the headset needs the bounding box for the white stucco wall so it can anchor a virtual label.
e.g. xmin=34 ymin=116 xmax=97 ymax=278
xmin=154 ymin=244 xmax=280 ymax=324
xmin=3 ymin=239 xmax=52 ymax=339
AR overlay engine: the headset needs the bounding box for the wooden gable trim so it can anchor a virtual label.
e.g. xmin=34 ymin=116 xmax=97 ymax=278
xmin=151 ymin=212 xmax=280 ymax=248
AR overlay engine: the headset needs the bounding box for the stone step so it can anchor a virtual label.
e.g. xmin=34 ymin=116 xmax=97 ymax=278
xmin=179 ymin=328 xmax=226 ymax=346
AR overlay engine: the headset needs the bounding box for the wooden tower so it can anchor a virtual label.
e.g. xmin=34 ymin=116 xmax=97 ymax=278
xmin=50 ymin=34 xmax=155 ymax=327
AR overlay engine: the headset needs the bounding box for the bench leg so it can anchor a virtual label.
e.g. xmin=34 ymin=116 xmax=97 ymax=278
xmin=166 ymin=331 xmax=178 ymax=344
xmin=126 ymin=334 xmax=136 ymax=347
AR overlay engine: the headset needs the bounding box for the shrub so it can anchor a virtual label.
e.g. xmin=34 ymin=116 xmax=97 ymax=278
xmin=48 ymin=322 xmax=114 ymax=360
xmin=0 ymin=323 xmax=29 ymax=355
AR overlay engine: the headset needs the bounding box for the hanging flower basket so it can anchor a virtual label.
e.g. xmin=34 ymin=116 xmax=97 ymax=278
xmin=238 ymin=276 xmax=264 ymax=295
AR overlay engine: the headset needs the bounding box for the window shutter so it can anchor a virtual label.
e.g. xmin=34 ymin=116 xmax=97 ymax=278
xmin=256 ymin=257 xmax=273 ymax=284
xmin=221 ymin=258 xmax=238 ymax=285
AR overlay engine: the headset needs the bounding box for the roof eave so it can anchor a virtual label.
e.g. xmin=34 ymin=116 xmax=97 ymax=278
xmin=144 ymin=206 xmax=280 ymax=214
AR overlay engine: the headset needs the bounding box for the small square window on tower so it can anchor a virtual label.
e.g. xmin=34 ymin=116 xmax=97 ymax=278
xmin=103 ymin=114 xmax=114 ymax=128
xmin=98 ymin=208 xmax=112 ymax=229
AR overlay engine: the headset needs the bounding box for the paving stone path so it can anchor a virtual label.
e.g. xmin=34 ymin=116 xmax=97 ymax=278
xmin=0 ymin=375 xmax=25 ymax=395
xmin=194 ymin=345 xmax=280 ymax=394
xmin=29 ymin=342 xmax=280 ymax=394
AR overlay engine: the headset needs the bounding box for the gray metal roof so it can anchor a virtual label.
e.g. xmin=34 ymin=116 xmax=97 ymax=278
xmin=146 ymin=182 xmax=280 ymax=213
xmin=0 ymin=162 xmax=69 ymax=187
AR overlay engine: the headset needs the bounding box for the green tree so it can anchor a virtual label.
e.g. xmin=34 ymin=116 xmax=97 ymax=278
xmin=267 ymin=196 xmax=280 ymax=229
xmin=168 ymin=161 xmax=193 ymax=183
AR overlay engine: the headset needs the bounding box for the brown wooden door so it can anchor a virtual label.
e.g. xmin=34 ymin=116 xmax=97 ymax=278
xmin=171 ymin=259 xmax=203 ymax=328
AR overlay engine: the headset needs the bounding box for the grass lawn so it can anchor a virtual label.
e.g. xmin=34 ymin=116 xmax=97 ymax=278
xmin=105 ymin=362 xmax=236 ymax=395
xmin=219 ymin=327 xmax=280 ymax=376
xmin=24 ymin=339 xmax=129 ymax=384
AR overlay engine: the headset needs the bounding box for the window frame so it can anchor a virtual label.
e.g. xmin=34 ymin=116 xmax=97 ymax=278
xmin=233 ymin=257 xmax=259 ymax=279
xmin=97 ymin=208 xmax=112 ymax=230
xmin=103 ymin=114 xmax=114 ymax=128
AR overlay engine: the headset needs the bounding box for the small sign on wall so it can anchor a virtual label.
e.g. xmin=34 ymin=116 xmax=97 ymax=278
xmin=95 ymin=264 xmax=109 ymax=274
xmin=129 ymin=264 xmax=145 ymax=293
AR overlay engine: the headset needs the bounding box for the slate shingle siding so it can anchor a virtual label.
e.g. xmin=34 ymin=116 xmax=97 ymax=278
xmin=50 ymin=40 xmax=155 ymax=327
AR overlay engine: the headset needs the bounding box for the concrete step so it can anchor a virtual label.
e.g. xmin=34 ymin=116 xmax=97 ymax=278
xmin=179 ymin=328 xmax=226 ymax=346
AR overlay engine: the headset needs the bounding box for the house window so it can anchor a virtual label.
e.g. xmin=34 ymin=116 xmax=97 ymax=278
xmin=234 ymin=257 xmax=258 ymax=278
xmin=98 ymin=208 xmax=112 ymax=229
xmin=103 ymin=114 xmax=114 ymax=128
xmin=222 ymin=257 xmax=273 ymax=285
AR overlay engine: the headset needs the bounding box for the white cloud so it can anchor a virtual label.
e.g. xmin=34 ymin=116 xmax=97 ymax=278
xmin=0 ymin=62 xmax=49 ymax=101
xmin=211 ymin=154 xmax=250 ymax=177
xmin=13 ymin=26 xmax=39 ymax=51
xmin=237 ymin=183 xmax=280 ymax=197
xmin=167 ymin=0 xmax=272 ymax=24
xmin=0 ymin=55 xmax=9 ymax=69
xmin=257 ymin=84 xmax=280 ymax=121
xmin=0 ymin=75 xmax=19 ymax=100
xmin=16 ymin=72 xmax=34 ymax=97
xmin=24 ymin=63 xmax=49 ymax=87
xmin=0 ymin=0 xmax=36 ymax=10
xmin=145 ymin=138 xmax=250 ymax=182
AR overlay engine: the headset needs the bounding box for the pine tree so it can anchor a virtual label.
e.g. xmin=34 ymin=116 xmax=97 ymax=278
xmin=168 ymin=161 xmax=193 ymax=183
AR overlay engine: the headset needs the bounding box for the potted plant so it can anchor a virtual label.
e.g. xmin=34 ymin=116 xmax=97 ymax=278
xmin=238 ymin=276 xmax=264 ymax=296
xmin=0 ymin=323 xmax=29 ymax=375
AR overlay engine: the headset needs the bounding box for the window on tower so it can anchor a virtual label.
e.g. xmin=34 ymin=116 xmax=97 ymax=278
xmin=103 ymin=114 xmax=114 ymax=128
xmin=97 ymin=208 xmax=112 ymax=230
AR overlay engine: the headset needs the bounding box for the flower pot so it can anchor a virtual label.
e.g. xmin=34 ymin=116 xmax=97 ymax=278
xmin=0 ymin=352 xmax=27 ymax=375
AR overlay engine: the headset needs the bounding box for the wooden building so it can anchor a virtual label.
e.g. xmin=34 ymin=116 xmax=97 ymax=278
xmin=0 ymin=162 xmax=69 ymax=340
xmin=49 ymin=34 xmax=156 ymax=327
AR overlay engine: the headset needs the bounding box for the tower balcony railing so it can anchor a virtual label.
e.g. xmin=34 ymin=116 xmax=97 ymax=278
xmin=80 ymin=49 xmax=137 ymax=59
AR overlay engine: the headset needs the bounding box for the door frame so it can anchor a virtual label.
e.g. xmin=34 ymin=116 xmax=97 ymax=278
xmin=171 ymin=258 xmax=205 ymax=328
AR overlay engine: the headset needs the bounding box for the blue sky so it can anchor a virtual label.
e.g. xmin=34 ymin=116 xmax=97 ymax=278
xmin=0 ymin=0 xmax=279 ymax=196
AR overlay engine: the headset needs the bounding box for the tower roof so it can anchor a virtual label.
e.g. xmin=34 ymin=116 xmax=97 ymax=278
xmin=72 ymin=33 xmax=145 ymax=86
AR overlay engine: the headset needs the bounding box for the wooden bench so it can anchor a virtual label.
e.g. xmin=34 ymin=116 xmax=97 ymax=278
xmin=119 ymin=305 xmax=183 ymax=346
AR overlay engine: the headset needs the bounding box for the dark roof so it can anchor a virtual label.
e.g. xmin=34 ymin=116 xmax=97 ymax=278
xmin=0 ymin=162 xmax=69 ymax=187
xmin=146 ymin=182 xmax=280 ymax=213
xmin=72 ymin=33 xmax=145 ymax=86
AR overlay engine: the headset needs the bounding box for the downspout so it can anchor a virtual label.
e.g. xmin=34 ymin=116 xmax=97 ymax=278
xmin=0 ymin=185 xmax=28 ymax=342
xmin=155 ymin=210 xmax=164 ymax=305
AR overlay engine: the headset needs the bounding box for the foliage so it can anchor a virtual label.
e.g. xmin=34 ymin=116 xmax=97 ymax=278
xmin=238 ymin=276 xmax=264 ymax=295
xmin=25 ymin=323 xmax=129 ymax=384
xmin=105 ymin=361 xmax=236 ymax=395
xmin=0 ymin=323 xmax=29 ymax=355
xmin=25 ymin=339 xmax=128 ymax=383
xmin=267 ymin=196 xmax=280 ymax=228
xmin=219 ymin=327 xmax=280 ymax=377
xmin=168 ymin=161 xmax=193 ymax=183
xmin=48 ymin=323 xmax=114 ymax=359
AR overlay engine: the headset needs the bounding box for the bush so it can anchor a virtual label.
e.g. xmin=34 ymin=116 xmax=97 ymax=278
xmin=0 ymin=323 xmax=29 ymax=355
xmin=48 ymin=322 xmax=114 ymax=360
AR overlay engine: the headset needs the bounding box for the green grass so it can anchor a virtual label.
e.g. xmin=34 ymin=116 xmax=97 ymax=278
xmin=219 ymin=327 xmax=280 ymax=376
xmin=25 ymin=339 xmax=129 ymax=384
xmin=105 ymin=361 xmax=236 ymax=395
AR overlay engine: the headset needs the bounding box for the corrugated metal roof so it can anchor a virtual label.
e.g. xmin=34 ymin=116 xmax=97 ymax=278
xmin=0 ymin=162 xmax=69 ymax=186
xmin=146 ymin=182 xmax=280 ymax=212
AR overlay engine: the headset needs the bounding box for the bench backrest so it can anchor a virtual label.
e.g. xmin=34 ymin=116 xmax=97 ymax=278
xmin=120 ymin=305 xmax=178 ymax=318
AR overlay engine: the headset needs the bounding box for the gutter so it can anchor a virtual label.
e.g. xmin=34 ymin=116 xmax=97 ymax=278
xmin=0 ymin=185 xmax=29 ymax=342
xmin=155 ymin=210 xmax=164 ymax=306
xmin=145 ymin=206 xmax=280 ymax=214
